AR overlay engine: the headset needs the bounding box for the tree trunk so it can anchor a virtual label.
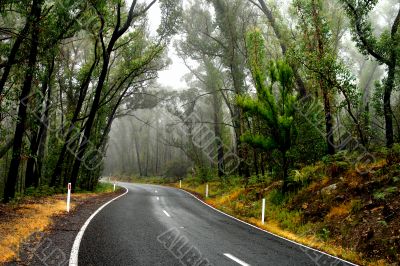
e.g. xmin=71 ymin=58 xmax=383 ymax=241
xmin=69 ymin=2 xmax=141 ymax=190
xmin=4 ymin=0 xmax=42 ymax=203
xmin=312 ymin=1 xmax=335 ymax=155
xmin=0 ymin=15 xmax=30 ymax=95
xmin=256 ymin=0 xmax=307 ymax=97
xmin=384 ymin=63 xmax=395 ymax=147
xmin=0 ymin=139 xmax=13 ymax=159
xmin=323 ymin=87 xmax=335 ymax=155
xmin=25 ymin=58 xmax=54 ymax=188
xmin=230 ymin=63 xmax=250 ymax=178
xmin=212 ymin=89 xmax=224 ymax=178
xmin=281 ymin=151 xmax=289 ymax=193
xmin=134 ymin=134 xmax=143 ymax=176
xmin=50 ymin=42 xmax=99 ymax=186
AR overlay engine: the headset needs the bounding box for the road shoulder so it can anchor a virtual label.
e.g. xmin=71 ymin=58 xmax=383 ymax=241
xmin=4 ymin=189 xmax=124 ymax=266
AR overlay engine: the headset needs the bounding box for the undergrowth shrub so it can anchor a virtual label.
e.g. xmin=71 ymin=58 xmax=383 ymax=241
xmin=387 ymin=143 xmax=400 ymax=164
xmin=269 ymin=189 xmax=286 ymax=206
xmin=318 ymin=227 xmax=330 ymax=241
xmin=351 ymin=199 xmax=362 ymax=214
xmin=24 ymin=185 xmax=56 ymax=197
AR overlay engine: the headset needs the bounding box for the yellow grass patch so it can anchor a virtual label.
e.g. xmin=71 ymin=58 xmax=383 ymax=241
xmin=208 ymin=188 xmax=243 ymax=206
xmin=326 ymin=202 xmax=352 ymax=220
xmin=177 ymin=181 xmax=379 ymax=265
xmin=0 ymin=199 xmax=67 ymax=263
xmin=0 ymin=193 xmax=97 ymax=263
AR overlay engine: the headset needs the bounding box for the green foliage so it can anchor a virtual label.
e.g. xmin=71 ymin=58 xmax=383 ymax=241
xmin=373 ymin=187 xmax=398 ymax=200
xmin=94 ymin=183 xmax=117 ymax=193
xmin=269 ymin=189 xmax=286 ymax=206
xmin=290 ymin=164 xmax=323 ymax=185
xmin=248 ymin=174 xmax=272 ymax=186
xmin=351 ymin=199 xmax=363 ymax=214
xmin=276 ymin=209 xmax=303 ymax=232
xmin=377 ymin=220 xmax=388 ymax=227
xmin=164 ymin=160 xmax=190 ymax=179
xmin=318 ymin=227 xmax=330 ymax=241
xmin=24 ymin=186 xmax=57 ymax=197
xmin=238 ymin=29 xmax=297 ymax=191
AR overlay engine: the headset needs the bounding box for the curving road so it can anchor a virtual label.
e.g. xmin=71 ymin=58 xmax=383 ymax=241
xmin=77 ymin=182 xmax=354 ymax=266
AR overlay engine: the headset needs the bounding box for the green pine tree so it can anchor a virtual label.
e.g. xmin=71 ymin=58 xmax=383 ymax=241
xmin=237 ymin=29 xmax=297 ymax=193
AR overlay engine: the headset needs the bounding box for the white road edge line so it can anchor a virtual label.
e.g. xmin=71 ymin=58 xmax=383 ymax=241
xmin=69 ymin=185 xmax=129 ymax=266
xmin=163 ymin=210 xmax=171 ymax=217
xmin=179 ymin=189 xmax=358 ymax=266
xmin=223 ymin=253 xmax=250 ymax=266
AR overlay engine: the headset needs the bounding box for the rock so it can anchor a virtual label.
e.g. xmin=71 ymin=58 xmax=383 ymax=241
xmin=321 ymin=183 xmax=337 ymax=196
xmin=334 ymin=194 xmax=345 ymax=202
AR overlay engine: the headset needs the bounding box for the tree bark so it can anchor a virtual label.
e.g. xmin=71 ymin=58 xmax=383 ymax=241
xmin=25 ymin=58 xmax=54 ymax=188
xmin=212 ymin=87 xmax=225 ymax=178
xmin=254 ymin=0 xmax=307 ymax=97
xmin=312 ymin=0 xmax=335 ymax=155
xmin=50 ymin=41 xmax=99 ymax=186
xmin=69 ymin=1 xmax=149 ymax=190
xmin=0 ymin=139 xmax=13 ymax=159
xmin=384 ymin=63 xmax=395 ymax=147
xmin=4 ymin=0 xmax=43 ymax=202
xmin=0 ymin=15 xmax=30 ymax=95
xmin=134 ymin=132 xmax=143 ymax=176
xmin=383 ymin=8 xmax=400 ymax=147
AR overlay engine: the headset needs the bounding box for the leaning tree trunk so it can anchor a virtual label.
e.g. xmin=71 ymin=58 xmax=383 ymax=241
xmin=4 ymin=0 xmax=43 ymax=203
xmin=0 ymin=16 xmax=30 ymax=96
xmin=69 ymin=1 xmax=144 ymax=190
xmin=50 ymin=42 xmax=99 ymax=187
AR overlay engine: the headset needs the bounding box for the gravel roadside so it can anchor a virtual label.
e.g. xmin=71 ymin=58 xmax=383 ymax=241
xmin=6 ymin=189 xmax=125 ymax=266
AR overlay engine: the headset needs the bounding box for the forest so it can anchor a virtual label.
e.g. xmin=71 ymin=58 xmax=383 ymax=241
xmin=0 ymin=0 xmax=398 ymax=217
xmin=105 ymin=0 xmax=399 ymax=188
xmin=1 ymin=0 xmax=400 ymax=263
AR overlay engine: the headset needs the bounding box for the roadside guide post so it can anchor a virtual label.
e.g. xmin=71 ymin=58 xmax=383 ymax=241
xmin=67 ymin=183 xmax=71 ymax=213
xmin=206 ymin=183 xmax=209 ymax=198
xmin=262 ymin=198 xmax=266 ymax=224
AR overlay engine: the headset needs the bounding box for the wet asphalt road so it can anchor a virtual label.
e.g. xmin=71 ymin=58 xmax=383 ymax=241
xmin=78 ymin=182 xmax=354 ymax=266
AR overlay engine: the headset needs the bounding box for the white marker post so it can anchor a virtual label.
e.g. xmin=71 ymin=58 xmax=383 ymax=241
xmin=179 ymin=180 xmax=182 ymax=188
xmin=206 ymin=183 xmax=209 ymax=198
xmin=261 ymin=198 xmax=266 ymax=224
xmin=67 ymin=183 xmax=71 ymax=213
xmin=113 ymin=183 xmax=116 ymax=192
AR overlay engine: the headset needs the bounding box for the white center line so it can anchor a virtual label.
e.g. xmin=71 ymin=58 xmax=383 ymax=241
xmin=162 ymin=210 xmax=171 ymax=217
xmin=156 ymin=197 xmax=159 ymax=201
xmin=223 ymin=253 xmax=250 ymax=266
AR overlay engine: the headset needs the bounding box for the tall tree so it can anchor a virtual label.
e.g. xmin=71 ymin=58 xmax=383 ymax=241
xmin=238 ymin=29 xmax=297 ymax=192
xmin=4 ymin=0 xmax=43 ymax=202
xmin=340 ymin=0 xmax=400 ymax=147
xmin=248 ymin=0 xmax=308 ymax=97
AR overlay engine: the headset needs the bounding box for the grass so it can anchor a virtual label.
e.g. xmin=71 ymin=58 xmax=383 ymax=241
xmin=170 ymin=179 xmax=379 ymax=266
xmin=116 ymin=150 xmax=400 ymax=265
xmin=326 ymin=201 xmax=352 ymax=220
xmin=94 ymin=182 xmax=117 ymax=193
xmin=0 ymin=197 xmax=69 ymax=263
xmin=119 ymin=176 xmax=176 ymax=185
xmin=0 ymin=182 xmax=118 ymax=263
